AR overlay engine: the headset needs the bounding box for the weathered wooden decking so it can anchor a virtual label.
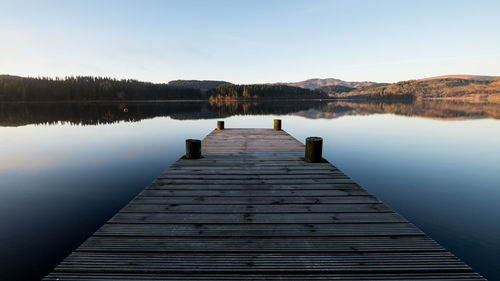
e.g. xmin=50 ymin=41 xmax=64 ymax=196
xmin=45 ymin=128 xmax=484 ymax=280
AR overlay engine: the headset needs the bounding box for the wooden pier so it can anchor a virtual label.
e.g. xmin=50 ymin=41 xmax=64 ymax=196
xmin=45 ymin=123 xmax=484 ymax=280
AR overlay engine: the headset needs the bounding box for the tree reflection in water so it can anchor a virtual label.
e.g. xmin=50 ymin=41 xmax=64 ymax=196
xmin=0 ymin=99 xmax=499 ymax=127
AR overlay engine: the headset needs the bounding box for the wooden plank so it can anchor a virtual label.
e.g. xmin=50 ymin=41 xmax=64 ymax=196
xmin=158 ymin=174 xmax=350 ymax=179
xmin=155 ymin=179 xmax=357 ymax=185
xmin=108 ymin=212 xmax=407 ymax=224
xmin=130 ymin=196 xmax=381 ymax=205
xmin=94 ymin=223 xmax=425 ymax=237
xmin=139 ymin=189 xmax=368 ymax=197
xmin=120 ymin=203 xmax=392 ymax=213
xmin=162 ymin=169 xmax=341 ymax=175
xmin=148 ymin=182 xmax=363 ymax=190
xmin=44 ymin=272 xmax=485 ymax=280
xmin=53 ymin=253 xmax=471 ymax=272
xmin=77 ymin=236 xmax=443 ymax=252
xmin=44 ymin=128 xmax=484 ymax=280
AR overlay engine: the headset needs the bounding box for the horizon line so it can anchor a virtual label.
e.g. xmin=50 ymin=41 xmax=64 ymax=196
xmin=1 ymin=73 xmax=498 ymax=85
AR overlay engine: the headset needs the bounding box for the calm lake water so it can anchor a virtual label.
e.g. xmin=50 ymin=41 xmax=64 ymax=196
xmin=0 ymin=100 xmax=499 ymax=280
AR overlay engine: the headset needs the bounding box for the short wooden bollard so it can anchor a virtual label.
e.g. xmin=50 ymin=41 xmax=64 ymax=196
xmin=217 ymin=121 xmax=224 ymax=130
xmin=185 ymin=139 xmax=201 ymax=159
xmin=274 ymin=119 xmax=281 ymax=131
xmin=305 ymin=137 xmax=323 ymax=163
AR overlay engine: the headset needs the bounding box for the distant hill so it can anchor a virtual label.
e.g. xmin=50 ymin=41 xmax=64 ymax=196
xmin=167 ymin=80 xmax=230 ymax=91
xmin=282 ymin=78 xmax=376 ymax=90
xmin=419 ymin=75 xmax=497 ymax=81
xmin=324 ymin=77 xmax=500 ymax=100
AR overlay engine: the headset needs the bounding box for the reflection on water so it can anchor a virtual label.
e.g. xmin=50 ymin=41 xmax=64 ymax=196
xmin=0 ymin=101 xmax=499 ymax=280
xmin=0 ymin=99 xmax=499 ymax=126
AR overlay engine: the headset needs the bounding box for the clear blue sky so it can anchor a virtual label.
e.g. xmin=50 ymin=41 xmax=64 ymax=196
xmin=1 ymin=0 xmax=499 ymax=83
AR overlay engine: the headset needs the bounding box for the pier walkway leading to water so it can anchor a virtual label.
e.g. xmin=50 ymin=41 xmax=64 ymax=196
xmin=45 ymin=124 xmax=484 ymax=280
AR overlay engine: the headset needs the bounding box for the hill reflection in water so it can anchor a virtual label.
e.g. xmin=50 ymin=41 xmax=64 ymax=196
xmin=0 ymin=99 xmax=499 ymax=127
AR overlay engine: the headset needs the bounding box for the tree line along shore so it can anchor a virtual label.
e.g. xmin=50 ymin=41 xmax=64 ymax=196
xmin=1 ymin=74 xmax=499 ymax=102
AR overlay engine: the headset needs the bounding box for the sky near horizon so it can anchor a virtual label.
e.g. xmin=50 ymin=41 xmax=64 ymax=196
xmin=1 ymin=0 xmax=499 ymax=84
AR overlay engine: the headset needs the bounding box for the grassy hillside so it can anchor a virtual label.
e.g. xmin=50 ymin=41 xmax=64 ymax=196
xmin=324 ymin=77 xmax=500 ymax=100
xmin=419 ymin=75 xmax=496 ymax=81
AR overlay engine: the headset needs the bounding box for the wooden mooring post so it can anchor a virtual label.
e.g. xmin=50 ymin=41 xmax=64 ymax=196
xmin=217 ymin=120 xmax=224 ymax=130
xmin=274 ymin=119 xmax=281 ymax=130
xmin=44 ymin=124 xmax=484 ymax=280
xmin=185 ymin=139 xmax=201 ymax=159
xmin=305 ymin=136 xmax=323 ymax=163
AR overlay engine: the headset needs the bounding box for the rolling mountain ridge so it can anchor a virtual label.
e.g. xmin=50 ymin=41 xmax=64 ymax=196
xmin=418 ymin=75 xmax=496 ymax=81
xmin=280 ymin=78 xmax=376 ymax=90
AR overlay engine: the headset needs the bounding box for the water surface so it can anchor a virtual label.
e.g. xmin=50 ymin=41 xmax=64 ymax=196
xmin=0 ymin=100 xmax=499 ymax=280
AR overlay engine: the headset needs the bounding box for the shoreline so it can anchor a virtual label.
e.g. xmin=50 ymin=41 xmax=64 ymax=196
xmin=0 ymin=96 xmax=499 ymax=104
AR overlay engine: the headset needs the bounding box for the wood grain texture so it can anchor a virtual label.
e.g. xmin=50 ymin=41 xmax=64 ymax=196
xmin=44 ymin=128 xmax=484 ymax=280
